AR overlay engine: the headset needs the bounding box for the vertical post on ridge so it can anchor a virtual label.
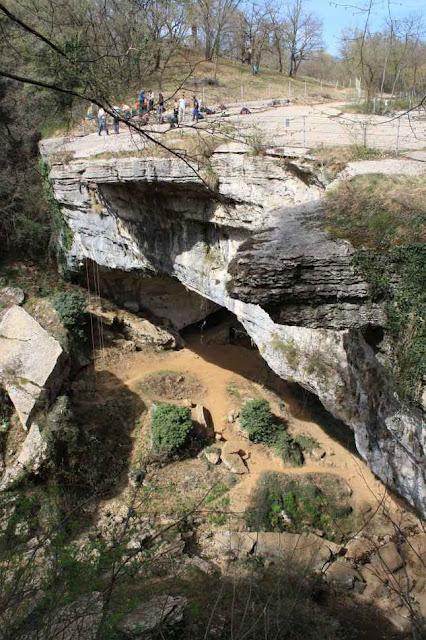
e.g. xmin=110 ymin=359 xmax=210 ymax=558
xmin=396 ymin=118 xmax=401 ymax=155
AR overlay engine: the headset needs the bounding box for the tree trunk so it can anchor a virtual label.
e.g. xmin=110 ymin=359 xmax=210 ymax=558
xmin=275 ymin=35 xmax=283 ymax=73
xmin=191 ymin=24 xmax=199 ymax=49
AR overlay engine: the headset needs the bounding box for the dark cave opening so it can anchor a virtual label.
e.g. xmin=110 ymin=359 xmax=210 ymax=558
xmin=182 ymin=307 xmax=358 ymax=456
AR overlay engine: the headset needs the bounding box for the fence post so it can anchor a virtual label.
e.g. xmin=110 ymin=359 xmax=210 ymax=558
xmin=396 ymin=118 xmax=401 ymax=155
xmin=303 ymin=116 xmax=307 ymax=147
xmin=304 ymin=80 xmax=307 ymax=97
xmin=288 ymin=79 xmax=291 ymax=99
xmin=363 ymin=124 xmax=367 ymax=148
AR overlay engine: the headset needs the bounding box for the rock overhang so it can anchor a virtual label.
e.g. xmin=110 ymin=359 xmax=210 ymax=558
xmin=40 ymin=147 xmax=426 ymax=517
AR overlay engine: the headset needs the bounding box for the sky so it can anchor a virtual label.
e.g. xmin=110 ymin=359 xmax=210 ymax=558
xmin=311 ymin=0 xmax=426 ymax=55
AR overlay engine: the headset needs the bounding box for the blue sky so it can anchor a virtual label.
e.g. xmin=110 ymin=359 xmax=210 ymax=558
xmin=312 ymin=0 xmax=426 ymax=55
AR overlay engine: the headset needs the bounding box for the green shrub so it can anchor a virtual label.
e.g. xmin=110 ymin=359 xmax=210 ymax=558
xmin=273 ymin=431 xmax=303 ymax=466
xmin=246 ymin=473 xmax=353 ymax=541
xmin=52 ymin=291 xmax=87 ymax=340
xmin=293 ymin=433 xmax=319 ymax=454
xmin=151 ymin=403 xmax=193 ymax=456
xmin=240 ymin=399 xmax=277 ymax=444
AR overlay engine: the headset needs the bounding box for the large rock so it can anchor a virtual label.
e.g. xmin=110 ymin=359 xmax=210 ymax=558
xmin=119 ymin=594 xmax=187 ymax=637
xmin=0 ymin=306 xmax=67 ymax=429
xmin=221 ymin=441 xmax=248 ymax=474
xmin=41 ymin=148 xmax=426 ymax=517
xmin=205 ymin=530 xmax=342 ymax=572
xmin=0 ymin=423 xmax=48 ymax=490
xmin=325 ymin=560 xmax=364 ymax=590
xmin=372 ymin=541 xmax=404 ymax=573
xmin=90 ymin=302 xmax=180 ymax=350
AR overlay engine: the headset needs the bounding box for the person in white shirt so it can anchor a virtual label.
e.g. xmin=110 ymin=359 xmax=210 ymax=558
xmin=97 ymin=107 xmax=109 ymax=136
xmin=178 ymin=95 xmax=186 ymax=124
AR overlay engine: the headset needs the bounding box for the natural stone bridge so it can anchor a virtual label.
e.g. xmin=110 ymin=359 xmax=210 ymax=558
xmin=43 ymin=141 xmax=426 ymax=516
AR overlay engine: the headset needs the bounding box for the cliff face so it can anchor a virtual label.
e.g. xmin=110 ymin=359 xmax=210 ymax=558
xmin=45 ymin=145 xmax=425 ymax=516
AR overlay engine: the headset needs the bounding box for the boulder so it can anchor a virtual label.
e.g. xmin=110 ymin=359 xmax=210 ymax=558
xmin=0 ymin=287 xmax=25 ymax=310
xmin=310 ymin=447 xmax=326 ymax=461
xmin=204 ymin=447 xmax=221 ymax=465
xmin=325 ymin=560 xmax=364 ymax=590
xmin=119 ymin=594 xmax=187 ymax=637
xmin=344 ymin=537 xmax=376 ymax=563
xmin=0 ymin=424 xmax=49 ymax=490
xmin=373 ymin=542 xmax=404 ymax=573
xmin=0 ymin=306 xmax=66 ymax=430
xmin=186 ymin=555 xmax=216 ymax=575
xmin=208 ymin=531 xmax=257 ymax=560
xmin=255 ymin=532 xmax=342 ymax=572
xmin=192 ymin=404 xmax=214 ymax=437
xmin=221 ymin=441 xmax=248 ymax=474
xmin=89 ymin=304 xmax=180 ymax=350
xmin=205 ymin=531 xmax=342 ymax=571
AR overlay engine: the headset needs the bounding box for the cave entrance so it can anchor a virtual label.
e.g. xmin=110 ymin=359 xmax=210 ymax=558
xmin=180 ymin=307 xmax=358 ymax=455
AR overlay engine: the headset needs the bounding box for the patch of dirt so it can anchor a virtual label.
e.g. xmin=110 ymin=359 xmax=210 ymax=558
xmin=138 ymin=370 xmax=205 ymax=401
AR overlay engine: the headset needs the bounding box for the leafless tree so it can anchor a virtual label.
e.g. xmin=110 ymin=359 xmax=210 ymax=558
xmin=284 ymin=0 xmax=323 ymax=77
xmin=196 ymin=0 xmax=242 ymax=61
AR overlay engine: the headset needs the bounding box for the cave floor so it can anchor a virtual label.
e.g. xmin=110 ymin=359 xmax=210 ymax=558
xmin=92 ymin=322 xmax=414 ymax=532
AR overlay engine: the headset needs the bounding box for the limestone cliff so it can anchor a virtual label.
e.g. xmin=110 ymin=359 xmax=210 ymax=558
xmin=42 ymin=143 xmax=425 ymax=517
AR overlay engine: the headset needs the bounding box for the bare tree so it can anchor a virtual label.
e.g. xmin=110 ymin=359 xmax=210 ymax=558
xmin=284 ymin=0 xmax=323 ymax=77
xmin=196 ymin=0 xmax=241 ymax=61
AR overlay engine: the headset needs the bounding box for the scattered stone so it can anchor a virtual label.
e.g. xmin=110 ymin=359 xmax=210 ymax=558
xmin=204 ymin=448 xmax=221 ymax=465
xmin=0 ymin=306 xmax=67 ymax=430
xmin=115 ymin=338 xmax=137 ymax=353
xmin=278 ymin=400 xmax=289 ymax=420
xmin=310 ymin=447 xmax=326 ymax=461
xmin=221 ymin=441 xmax=248 ymax=474
xmin=227 ymin=409 xmax=239 ymax=424
xmin=118 ymin=594 xmax=187 ymax=637
xmin=215 ymin=432 xmax=225 ymax=441
xmin=373 ymin=542 xmax=404 ymax=573
xmin=128 ymin=467 xmax=146 ymax=487
xmin=325 ymin=561 xmax=363 ymax=590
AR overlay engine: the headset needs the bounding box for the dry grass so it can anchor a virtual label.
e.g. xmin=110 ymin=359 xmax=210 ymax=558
xmin=143 ymin=54 xmax=349 ymax=106
xmin=325 ymin=174 xmax=426 ymax=249
xmin=310 ymin=145 xmax=396 ymax=178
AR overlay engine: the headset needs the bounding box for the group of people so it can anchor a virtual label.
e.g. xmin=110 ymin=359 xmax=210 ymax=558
xmin=172 ymin=94 xmax=201 ymax=124
xmin=95 ymin=91 xmax=203 ymax=136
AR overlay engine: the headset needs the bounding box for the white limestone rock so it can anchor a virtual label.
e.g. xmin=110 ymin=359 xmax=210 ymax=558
xmin=0 ymin=306 xmax=66 ymax=429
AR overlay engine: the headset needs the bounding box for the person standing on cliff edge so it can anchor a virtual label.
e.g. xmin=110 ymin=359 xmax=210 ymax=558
xmin=178 ymin=94 xmax=186 ymax=124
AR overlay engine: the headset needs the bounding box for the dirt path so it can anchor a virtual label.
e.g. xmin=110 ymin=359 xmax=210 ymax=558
xmin=102 ymin=329 xmax=402 ymax=521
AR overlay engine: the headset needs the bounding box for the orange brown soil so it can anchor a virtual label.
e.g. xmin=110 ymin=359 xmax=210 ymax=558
xmin=91 ymin=326 xmax=417 ymax=532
